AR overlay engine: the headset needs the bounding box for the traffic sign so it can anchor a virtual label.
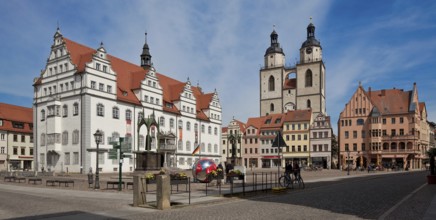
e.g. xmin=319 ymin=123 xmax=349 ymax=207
xmin=108 ymin=149 xmax=118 ymax=159
xmin=121 ymin=141 xmax=131 ymax=152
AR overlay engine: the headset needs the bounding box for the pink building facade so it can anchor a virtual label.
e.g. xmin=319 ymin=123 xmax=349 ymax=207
xmin=338 ymin=83 xmax=430 ymax=170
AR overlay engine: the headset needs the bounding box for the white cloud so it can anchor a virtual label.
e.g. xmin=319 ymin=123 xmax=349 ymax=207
xmin=2 ymin=0 xmax=436 ymax=132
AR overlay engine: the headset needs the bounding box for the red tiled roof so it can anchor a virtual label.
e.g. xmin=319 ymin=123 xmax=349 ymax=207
xmin=232 ymin=119 xmax=247 ymax=133
xmin=419 ymin=102 xmax=426 ymax=117
xmin=284 ymin=109 xmax=312 ymax=122
xmin=283 ymin=78 xmax=296 ymax=90
xmin=368 ymin=89 xmax=411 ymax=115
xmin=0 ymin=103 xmax=33 ymax=133
xmin=36 ymin=36 xmax=215 ymax=120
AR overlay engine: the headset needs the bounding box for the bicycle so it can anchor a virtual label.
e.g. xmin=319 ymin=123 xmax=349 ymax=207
xmin=292 ymin=171 xmax=305 ymax=189
xmin=279 ymin=172 xmax=293 ymax=188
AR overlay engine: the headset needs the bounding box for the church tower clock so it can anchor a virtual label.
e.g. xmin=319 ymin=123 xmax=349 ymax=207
xmin=296 ymin=21 xmax=326 ymax=118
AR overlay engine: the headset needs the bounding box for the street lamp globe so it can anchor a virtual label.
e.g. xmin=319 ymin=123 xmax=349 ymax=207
xmin=94 ymin=129 xmax=103 ymax=144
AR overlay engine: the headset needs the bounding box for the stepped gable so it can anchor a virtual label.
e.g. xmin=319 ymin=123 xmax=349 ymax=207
xmin=50 ymin=37 xmax=215 ymax=119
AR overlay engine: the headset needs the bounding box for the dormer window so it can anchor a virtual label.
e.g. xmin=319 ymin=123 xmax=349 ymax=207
xmin=103 ymin=65 xmax=107 ymax=73
xmin=96 ymin=63 xmax=101 ymax=70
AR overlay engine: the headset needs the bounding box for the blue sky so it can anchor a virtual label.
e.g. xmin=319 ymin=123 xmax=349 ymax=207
xmin=0 ymin=0 xmax=435 ymax=134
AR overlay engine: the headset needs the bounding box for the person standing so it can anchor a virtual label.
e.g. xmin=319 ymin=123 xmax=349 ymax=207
xmin=285 ymin=162 xmax=293 ymax=181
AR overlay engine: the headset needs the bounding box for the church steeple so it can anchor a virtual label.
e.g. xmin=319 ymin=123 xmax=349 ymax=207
xmin=140 ymin=32 xmax=152 ymax=69
xmin=301 ymin=19 xmax=321 ymax=49
xmin=265 ymin=25 xmax=284 ymax=56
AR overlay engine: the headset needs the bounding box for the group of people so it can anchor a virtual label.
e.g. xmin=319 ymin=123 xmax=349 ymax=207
xmin=285 ymin=161 xmax=301 ymax=180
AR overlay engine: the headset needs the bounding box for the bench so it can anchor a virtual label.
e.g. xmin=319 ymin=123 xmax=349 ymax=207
xmin=58 ymin=180 xmax=74 ymax=187
xmin=107 ymin=181 xmax=125 ymax=189
xmin=4 ymin=176 xmax=15 ymax=182
xmin=15 ymin=177 xmax=26 ymax=183
xmin=46 ymin=179 xmax=59 ymax=186
xmin=126 ymin=182 xmax=133 ymax=189
xmin=28 ymin=178 xmax=42 ymax=184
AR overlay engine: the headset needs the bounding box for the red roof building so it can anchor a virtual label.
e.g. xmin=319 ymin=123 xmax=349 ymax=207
xmin=338 ymin=83 xmax=430 ymax=170
xmin=0 ymin=103 xmax=34 ymax=171
xmin=33 ymin=29 xmax=222 ymax=173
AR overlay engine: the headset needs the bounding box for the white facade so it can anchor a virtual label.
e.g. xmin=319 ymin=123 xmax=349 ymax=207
xmin=33 ymin=29 xmax=222 ymax=173
xmin=310 ymin=113 xmax=332 ymax=169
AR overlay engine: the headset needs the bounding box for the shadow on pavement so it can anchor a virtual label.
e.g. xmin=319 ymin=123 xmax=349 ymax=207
xmin=5 ymin=211 xmax=124 ymax=220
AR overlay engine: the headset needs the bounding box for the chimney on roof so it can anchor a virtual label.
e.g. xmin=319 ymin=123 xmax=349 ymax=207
xmin=381 ymin=89 xmax=386 ymax=96
xmin=368 ymin=87 xmax=371 ymax=98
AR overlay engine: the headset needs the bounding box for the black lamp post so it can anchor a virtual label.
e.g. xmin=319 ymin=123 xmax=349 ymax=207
xmin=347 ymin=148 xmax=350 ymax=176
xmin=93 ymin=129 xmax=103 ymax=189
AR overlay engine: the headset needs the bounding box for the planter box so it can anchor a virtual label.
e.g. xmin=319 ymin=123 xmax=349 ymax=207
xmin=146 ymin=179 xmax=156 ymax=184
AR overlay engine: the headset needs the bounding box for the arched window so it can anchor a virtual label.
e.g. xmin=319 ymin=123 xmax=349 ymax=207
xmin=214 ymin=144 xmax=218 ymax=153
xmin=207 ymin=143 xmax=212 ymax=152
xmin=73 ymin=103 xmax=79 ymax=116
xmin=208 ymin=126 xmax=212 ymax=134
xmin=125 ymin=133 xmax=132 ymax=150
xmin=214 ymin=127 xmax=218 ymax=135
xmin=111 ymin=132 xmax=120 ymax=143
xmin=178 ymin=140 xmax=183 ymax=151
xmin=186 ymin=122 xmax=191 ymax=131
xmin=268 ymin=75 xmax=275 ymax=91
xmin=178 ymin=120 xmax=183 ymax=129
xmin=97 ymin=104 xmax=104 ymax=116
xmin=62 ymin=131 xmax=68 ymax=145
xmin=186 ymin=141 xmax=191 ymax=152
xmin=170 ymin=118 xmax=175 ymax=128
xmin=125 ymin=110 xmax=132 ymax=120
xmin=201 ymin=142 xmax=205 ymax=152
xmin=72 ymin=130 xmax=79 ymax=144
xmin=159 ymin=116 xmax=165 ymax=127
xmin=63 ymin=105 xmax=68 ymax=117
xmin=305 ymin=69 xmax=312 ymax=87
xmin=270 ymin=103 xmax=274 ymax=112
xmin=112 ymin=107 xmax=119 ymax=119
xmin=307 ymin=99 xmax=311 ymax=108
xmin=41 ymin=110 xmax=45 ymax=121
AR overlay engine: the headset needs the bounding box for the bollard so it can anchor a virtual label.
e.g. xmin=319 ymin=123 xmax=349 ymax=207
xmin=133 ymin=175 xmax=146 ymax=207
xmin=156 ymin=175 xmax=170 ymax=210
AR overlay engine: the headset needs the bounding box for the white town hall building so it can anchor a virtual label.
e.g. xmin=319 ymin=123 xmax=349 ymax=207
xmin=33 ymin=28 xmax=222 ymax=173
